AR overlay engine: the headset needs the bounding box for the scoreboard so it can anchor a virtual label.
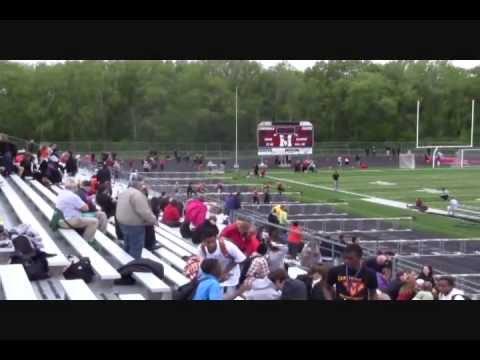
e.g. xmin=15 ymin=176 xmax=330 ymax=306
xmin=257 ymin=121 xmax=314 ymax=156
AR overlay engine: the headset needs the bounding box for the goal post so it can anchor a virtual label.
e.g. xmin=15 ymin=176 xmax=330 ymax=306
xmin=416 ymin=99 xmax=476 ymax=168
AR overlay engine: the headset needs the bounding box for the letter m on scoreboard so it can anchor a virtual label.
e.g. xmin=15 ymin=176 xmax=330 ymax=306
xmin=257 ymin=121 xmax=314 ymax=156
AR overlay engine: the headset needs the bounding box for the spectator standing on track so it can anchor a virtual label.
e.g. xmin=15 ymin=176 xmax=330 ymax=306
xmin=344 ymin=156 xmax=350 ymax=167
xmin=355 ymin=154 xmax=360 ymax=166
xmin=116 ymin=176 xmax=157 ymax=259
xmin=332 ymin=170 xmax=340 ymax=191
xmin=294 ymin=160 xmax=302 ymax=173
xmin=337 ymin=156 xmax=342 ymax=167
xmin=325 ymin=244 xmax=378 ymax=301
xmin=437 ymin=276 xmax=467 ymax=300
xmin=372 ymin=145 xmax=376 ymax=157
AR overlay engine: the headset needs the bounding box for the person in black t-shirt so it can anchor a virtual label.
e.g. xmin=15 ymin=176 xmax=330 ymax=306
xmin=325 ymin=244 xmax=378 ymax=301
xmin=96 ymin=163 xmax=112 ymax=185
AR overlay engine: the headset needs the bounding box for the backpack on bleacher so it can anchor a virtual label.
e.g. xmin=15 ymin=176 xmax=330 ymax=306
xmin=10 ymin=235 xmax=50 ymax=281
xmin=63 ymin=256 xmax=95 ymax=284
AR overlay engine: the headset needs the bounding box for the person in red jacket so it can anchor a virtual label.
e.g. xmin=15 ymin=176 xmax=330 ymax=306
xmin=162 ymin=199 xmax=182 ymax=228
xmin=220 ymin=220 xmax=252 ymax=255
xmin=288 ymin=221 xmax=304 ymax=258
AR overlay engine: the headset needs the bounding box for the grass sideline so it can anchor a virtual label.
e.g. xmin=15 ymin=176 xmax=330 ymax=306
xmin=225 ymin=167 xmax=480 ymax=239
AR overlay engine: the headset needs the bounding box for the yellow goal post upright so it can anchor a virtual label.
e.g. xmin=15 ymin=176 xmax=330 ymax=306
xmin=415 ymin=99 xmax=475 ymax=169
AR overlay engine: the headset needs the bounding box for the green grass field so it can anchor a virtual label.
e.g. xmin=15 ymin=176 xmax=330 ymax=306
xmin=227 ymin=167 xmax=480 ymax=239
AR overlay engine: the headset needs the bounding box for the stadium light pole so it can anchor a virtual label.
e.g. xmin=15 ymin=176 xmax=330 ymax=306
xmin=471 ymin=99 xmax=475 ymax=147
xmin=234 ymin=86 xmax=240 ymax=170
xmin=416 ymin=100 xmax=420 ymax=148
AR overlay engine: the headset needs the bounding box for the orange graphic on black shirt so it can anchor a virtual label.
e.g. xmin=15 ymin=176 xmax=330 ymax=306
xmin=341 ymin=278 xmax=366 ymax=297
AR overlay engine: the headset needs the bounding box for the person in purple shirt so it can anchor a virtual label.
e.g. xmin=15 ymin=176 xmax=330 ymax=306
xmin=376 ymin=263 xmax=392 ymax=293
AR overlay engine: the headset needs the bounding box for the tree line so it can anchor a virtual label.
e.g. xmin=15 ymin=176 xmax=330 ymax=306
xmin=0 ymin=60 xmax=479 ymax=146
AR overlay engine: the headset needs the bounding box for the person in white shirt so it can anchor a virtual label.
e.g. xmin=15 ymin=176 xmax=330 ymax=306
xmin=55 ymin=178 xmax=99 ymax=243
xmin=198 ymin=222 xmax=246 ymax=297
xmin=447 ymin=198 xmax=459 ymax=216
xmin=337 ymin=156 xmax=342 ymax=167
xmin=437 ymin=276 xmax=466 ymax=300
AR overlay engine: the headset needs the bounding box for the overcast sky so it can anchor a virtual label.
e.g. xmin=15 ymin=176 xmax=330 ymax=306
xmin=10 ymin=60 xmax=480 ymax=71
